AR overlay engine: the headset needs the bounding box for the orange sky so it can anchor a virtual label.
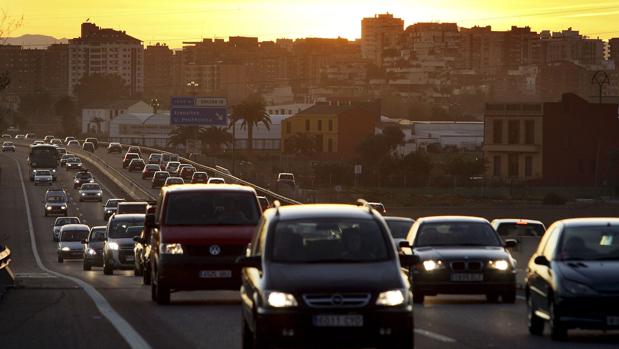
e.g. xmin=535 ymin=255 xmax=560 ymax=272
xmin=5 ymin=0 xmax=619 ymax=47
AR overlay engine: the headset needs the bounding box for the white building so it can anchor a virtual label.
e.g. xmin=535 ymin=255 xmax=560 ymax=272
xmin=82 ymin=100 xmax=151 ymax=135
xmin=109 ymin=112 xmax=172 ymax=147
xmin=68 ymin=22 xmax=144 ymax=97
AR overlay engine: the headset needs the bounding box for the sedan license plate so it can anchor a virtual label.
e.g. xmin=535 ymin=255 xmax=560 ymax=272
xmin=607 ymin=316 xmax=619 ymax=326
xmin=313 ymin=315 xmax=363 ymax=328
xmin=125 ymin=255 xmax=135 ymax=262
xmin=199 ymin=270 xmax=232 ymax=278
xmin=450 ymin=273 xmax=484 ymax=282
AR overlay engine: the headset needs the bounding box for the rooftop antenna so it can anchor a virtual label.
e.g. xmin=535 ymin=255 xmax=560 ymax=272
xmin=85 ymin=18 xmax=90 ymax=22
xmin=273 ymin=200 xmax=281 ymax=216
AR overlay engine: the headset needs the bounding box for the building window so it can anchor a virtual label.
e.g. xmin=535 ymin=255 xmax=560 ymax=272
xmin=525 ymin=156 xmax=533 ymax=177
xmin=493 ymin=120 xmax=503 ymax=144
xmin=328 ymin=120 xmax=333 ymax=131
xmin=318 ymin=120 xmax=322 ymax=131
xmin=286 ymin=122 xmax=291 ymax=134
xmin=493 ymin=155 xmax=501 ymax=176
xmin=305 ymin=119 xmax=310 ymax=131
xmin=524 ymin=120 xmax=535 ymax=145
xmin=508 ymin=154 xmax=519 ymax=177
xmin=328 ymin=138 xmax=333 ymax=152
xmin=508 ymin=120 xmax=520 ymax=144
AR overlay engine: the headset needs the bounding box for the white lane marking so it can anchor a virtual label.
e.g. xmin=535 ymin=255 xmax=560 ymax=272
xmin=516 ymin=295 xmax=526 ymax=301
xmin=14 ymin=158 xmax=151 ymax=349
xmin=414 ymin=328 xmax=457 ymax=343
xmin=15 ymin=272 xmax=57 ymax=279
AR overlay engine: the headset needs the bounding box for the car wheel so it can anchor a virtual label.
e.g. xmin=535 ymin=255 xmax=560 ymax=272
xmin=412 ymin=291 xmax=424 ymax=304
xmin=242 ymin=318 xmax=254 ymax=349
xmin=44 ymin=212 xmax=48 ymax=217
xmin=57 ymin=255 xmax=63 ymax=263
xmin=527 ymin=295 xmax=544 ymax=335
xmin=549 ymin=300 xmax=567 ymax=340
xmin=83 ymin=261 xmax=91 ymax=271
xmin=103 ymin=258 xmax=114 ymax=275
xmin=486 ymin=293 xmax=500 ymax=303
xmin=151 ymin=272 xmax=170 ymax=305
xmin=252 ymin=329 xmax=270 ymax=349
xmin=379 ymin=334 xmax=414 ymax=349
xmin=502 ymin=290 xmax=516 ymax=304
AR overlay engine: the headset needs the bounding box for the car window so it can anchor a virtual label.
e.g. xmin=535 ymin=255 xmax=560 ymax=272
xmin=106 ymin=200 xmax=122 ymax=208
xmin=414 ymin=222 xmax=502 ymax=247
xmin=386 ymin=220 xmax=414 ymax=239
xmin=270 ymin=218 xmax=390 ymax=263
xmin=47 ymin=195 xmax=66 ymax=203
xmin=82 ymin=184 xmax=100 ymax=190
xmin=542 ymin=227 xmax=561 ymax=260
xmin=164 ymin=191 xmax=260 ymax=225
xmin=90 ymin=229 xmax=106 ymax=241
xmin=56 ymin=218 xmax=79 ymax=225
xmin=496 ymin=222 xmax=545 ymax=238
xmin=61 ymin=229 xmax=88 ymax=241
xmin=556 ymin=226 xmax=619 ymax=261
xmin=108 ymin=218 xmax=145 ymax=238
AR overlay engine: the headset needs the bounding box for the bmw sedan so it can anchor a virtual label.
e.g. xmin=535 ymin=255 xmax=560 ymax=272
xmin=78 ymin=183 xmax=103 ymax=202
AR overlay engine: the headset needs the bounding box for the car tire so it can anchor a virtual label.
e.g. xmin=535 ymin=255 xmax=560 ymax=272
xmin=527 ymin=296 xmax=544 ymax=335
xmin=57 ymin=255 xmax=63 ymax=263
xmin=486 ymin=293 xmax=500 ymax=303
xmin=379 ymin=334 xmax=414 ymax=349
xmin=83 ymin=261 xmax=91 ymax=271
xmin=103 ymin=259 xmax=114 ymax=275
xmin=44 ymin=212 xmax=48 ymax=217
xmin=242 ymin=319 xmax=254 ymax=349
xmin=549 ymin=300 xmax=567 ymax=340
xmin=502 ymin=290 xmax=516 ymax=304
xmin=412 ymin=291 xmax=424 ymax=304
xmin=143 ymin=266 xmax=151 ymax=285
xmin=151 ymin=272 xmax=170 ymax=305
xmin=252 ymin=329 xmax=270 ymax=349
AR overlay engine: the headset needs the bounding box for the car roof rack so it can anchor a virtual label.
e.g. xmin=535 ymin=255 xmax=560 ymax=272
xmin=356 ymin=199 xmax=373 ymax=214
xmin=273 ymin=200 xmax=281 ymax=216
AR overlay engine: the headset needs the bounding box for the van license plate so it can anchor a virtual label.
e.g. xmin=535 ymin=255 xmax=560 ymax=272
xmin=199 ymin=270 xmax=232 ymax=278
xmin=607 ymin=316 xmax=619 ymax=326
xmin=450 ymin=273 xmax=483 ymax=282
xmin=125 ymin=255 xmax=134 ymax=262
xmin=313 ymin=315 xmax=363 ymax=327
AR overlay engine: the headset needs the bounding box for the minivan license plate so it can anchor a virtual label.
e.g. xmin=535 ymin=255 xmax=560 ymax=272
xmin=607 ymin=316 xmax=619 ymax=326
xmin=199 ymin=270 xmax=232 ymax=278
xmin=313 ymin=315 xmax=363 ymax=327
xmin=450 ymin=273 xmax=483 ymax=282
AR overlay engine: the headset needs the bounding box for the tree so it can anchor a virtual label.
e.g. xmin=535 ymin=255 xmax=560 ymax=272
xmin=284 ymin=133 xmax=322 ymax=157
xmin=199 ymin=126 xmax=233 ymax=153
xmin=444 ymin=156 xmax=486 ymax=184
xmin=167 ymin=126 xmax=196 ymax=148
xmin=73 ymin=73 xmax=130 ymax=109
xmin=55 ymin=96 xmax=78 ymax=135
xmin=382 ymin=126 xmax=405 ymax=150
xmin=231 ymin=96 xmax=271 ymax=152
xmin=17 ymin=92 xmax=53 ymax=122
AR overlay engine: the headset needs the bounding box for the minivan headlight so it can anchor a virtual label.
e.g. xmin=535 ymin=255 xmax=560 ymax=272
xmin=266 ymin=291 xmax=298 ymax=308
xmin=160 ymin=243 xmax=184 ymax=255
xmin=422 ymin=260 xmax=445 ymax=271
xmin=107 ymin=242 xmax=119 ymax=251
xmin=376 ymin=289 xmax=406 ymax=306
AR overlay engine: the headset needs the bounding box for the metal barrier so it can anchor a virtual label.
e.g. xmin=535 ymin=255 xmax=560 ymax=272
xmin=0 ymin=245 xmax=14 ymax=296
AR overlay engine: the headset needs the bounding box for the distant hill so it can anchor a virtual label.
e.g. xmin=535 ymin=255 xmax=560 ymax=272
xmin=4 ymin=34 xmax=68 ymax=49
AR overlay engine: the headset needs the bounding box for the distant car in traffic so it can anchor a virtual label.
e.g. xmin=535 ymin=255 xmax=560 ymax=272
xmin=257 ymin=196 xmax=270 ymax=211
xmin=164 ymin=161 xmax=181 ymax=175
xmin=405 ymin=216 xmax=518 ymax=304
xmin=57 ymin=224 xmax=89 ymax=262
xmin=1 ymin=133 xmax=11 ymax=139
xmin=276 ymin=172 xmax=295 ymax=186
xmin=103 ymin=198 xmax=126 ymax=221
xmin=82 ymin=226 xmax=106 ymax=270
xmin=44 ymin=188 xmax=68 ymax=217
xmin=84 ymin=137 xmax=99 ymax=149
xmin=526 ymin=218 xmax=619 ymax=340
xmin=132 ymin=226 xmax=151 ymax=279
xmin=33 ymin=169 xmax=54 ymax=186
xmin=2 ymin=141 xmax=15 ymax=152
xmin=164 ymin=177 xmax=184 ymax=187
xmin=82 ymin=141 xmax=95 ymax=152
xmin=148 ymin=153 xmax=162 ymax=165
xmin=127 ymin=145 xmax=141 ymax=155
xmin=64 ymin=136 xmax=76 ymax=144
xmin=159 ymin=153 xmax=179 ymax=170
xmin=102 ymin=214 xmax=145 ymax=275
xmin=55 ymin=147 xmax=67 ymax=159
xmin=122 ymin=152 xmax=140 ymax=168
xmin=116 ymin=201 xmax=148 ymax=215
xmin=152 ymin=171 xmax=170 ymax=188
xmin=128 ymin=158 xmax=146 ymax=172
xmin=43 ymin=135 xmax=54 ymax=143
xmin=179 ymin=165 xmax=195 ymax=180
xmin=25 ymin=133 xmax=36 ymax=139
xmin=142 ymin=164 xmax=160 ymax=179
xmin=207 ymin=177 xmax=225 ymax=184
xmin=50 ymin=138 xmax=63 ymax=146
xmin=73 ymin=170 xmax=94 ymax=189
xmin=237 ymin=201 xmax=417 ymax=349
xmin=59 ymin=154 xmax=74 ymax=167
xmin=491 ymin=219 xmax=546 ymax=239
xmin=78 ymin=183 xmax=103 ymax=202
xmin=67 ymin=140 xmax=80 ymax=148
xmin=384 ymin=216 xmax=415 ymax=245
xmin=65 ymin=157 xmax=83 ymax=170
xmin=107 ymin=142 xmax=122 ymax=153
xmin=52 ymin=216 xmax=81 ymax=242
xmin=15 ymin=134 xmax=25 ymax=139
xmin=191 ymin=171 xmax=208 ymax=184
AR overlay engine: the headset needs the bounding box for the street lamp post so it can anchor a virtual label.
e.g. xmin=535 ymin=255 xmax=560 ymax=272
xmin=186 ymin=81 xmax=200 ymax=156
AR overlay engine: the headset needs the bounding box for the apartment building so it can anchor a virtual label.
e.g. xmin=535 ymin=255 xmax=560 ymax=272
xmin=361 ymin=13 xmax=404 ymax=66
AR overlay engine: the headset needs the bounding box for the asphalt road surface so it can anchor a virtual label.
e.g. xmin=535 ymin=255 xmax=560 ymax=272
xmin=1 ymin=147 xmax=618 ymax=349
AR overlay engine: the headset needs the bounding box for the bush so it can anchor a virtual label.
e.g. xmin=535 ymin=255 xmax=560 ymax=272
xmin=543 ymin=192 xmax=567 ymax=205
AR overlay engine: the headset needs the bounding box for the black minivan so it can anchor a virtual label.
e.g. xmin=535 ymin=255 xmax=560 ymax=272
xmin=237 ymin=201 xmax=418 ymax=349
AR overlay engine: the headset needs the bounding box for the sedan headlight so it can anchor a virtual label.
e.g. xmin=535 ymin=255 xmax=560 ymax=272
xmin=74 ymin=179 xmax=79 ymax=183
xmin=60 ymin=206 xmax=66 ymax=210
xmin=563 ymin=279 xmax=598 ymax=296
xmin=107 ymin=242 xmax=119 ymax=251
xmin=89 ymin=179 xmax=94 ymax=183
xmin=81 ymin=193 xmax=86 ymax=196
xmin=266 ymin=291 xmax=298 ymax=308
xmin=488 ymin=260 xmax=510 ymax=271
xmin=87 ymin=248 xmax=97 ymax=255
xmin=52 ymin=169 xmax=56 ymax=173
xmin=96 ymin=192 xmax=101 ymax=196
xmin=46 ymin=206 xmax=52 ymax=211
xmin=61 ymin=247 xmax=70 ymax=251
xmin=160 ymin=243 xmax=183 ymax=255
xmin=423 ymin=260 xmax=445 ymax=271
xmin=376 ymin=289 xmax=406 ymax=306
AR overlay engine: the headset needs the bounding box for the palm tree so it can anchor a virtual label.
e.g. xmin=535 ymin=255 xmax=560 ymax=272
xmin=284 ymin=133 xmax=322 ymax=157
xmin=231 ymin=96 xmax=271 ymax=152
xmin=167 ymin=126 xmax=197 ymax=148
xmin=199 ymin=126 xmax=233 ymax=154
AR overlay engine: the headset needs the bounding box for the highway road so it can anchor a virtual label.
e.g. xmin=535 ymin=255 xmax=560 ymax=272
xmin=1 ymin=146 xmax=618 ymax=349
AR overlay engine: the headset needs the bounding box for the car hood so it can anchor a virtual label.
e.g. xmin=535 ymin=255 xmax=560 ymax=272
xmin=160 ymin=225 xmax=256 ymax=245
xmin=107 ymin=238 xmax=135 ymax=248
xmin=265 ymin=262 xmax=405 ymax=293
xmin=413 ymin=246 xmax=511 ymax=261
xmin=80 ymin=190 xmax=101 ymax=194
xmin=47 ymin=202 xmax=67 ymax=207
xmin=58 ymin=241 xmax=83 ymax=250
xmin=557 ymin=261 xmax=619 ymax=293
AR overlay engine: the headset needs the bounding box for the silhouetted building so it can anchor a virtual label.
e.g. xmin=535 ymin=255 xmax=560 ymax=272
xmin=610 ymin=38 xmax=619 ymax=64
xmin=530 ymin=29 xmax=605 ymax=67
xmin=144 ymin=43 xmax=173 ymax=101
xmin=361 ymin=13 xmax=404 ymax=66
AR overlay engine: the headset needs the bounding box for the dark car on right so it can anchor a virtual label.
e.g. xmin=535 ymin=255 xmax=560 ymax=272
xmin=107 ymin=142 xmax=122 ymax=153
xmin=526 ymin=218 xmax=619 ymax=340
xmin=83 ymin=226 xmax=107 ymax=270
xmin=405 ymin=216 xmax=518 ymax=304
xmin=103 ymin=198 xmax=126 ymax=221
xmin=237 ymin=201 xmax=418 ymax=349
xmin=152 ymin=171 xmax=170 ymax=188
xmin=128 ymin=158 xmax=146 ymax=172
xmin=122 ymin=153 xmax=141 ymax=169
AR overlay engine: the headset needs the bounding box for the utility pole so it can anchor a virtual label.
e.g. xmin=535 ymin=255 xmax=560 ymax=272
xmin=592 ymin=71 xmax=610 ymax=104
xmin=186 ymin=81 xmax=199 ymax=155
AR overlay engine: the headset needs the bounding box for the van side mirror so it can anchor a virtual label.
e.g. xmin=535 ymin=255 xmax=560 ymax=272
xmin=534 ymin=255 xmax=550 ymax=267
xmin=81 ymin=239 xmax=87 ymax=244
xmin=399 ymin=254 xmax=420 ymax=266
xmin=504 ymin=239 xmax=518 ymax=248
xmin=132 ymin=236 xmax=144 ymax=244
xmin=145 ymin=213 xmax=156 ymax=228
xmin=236 ymin=255 xmax=262 ymax=269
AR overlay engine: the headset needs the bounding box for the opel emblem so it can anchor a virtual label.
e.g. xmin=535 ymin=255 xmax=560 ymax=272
xmin=209 ymin=245 xmax=221 ymax=256
xmin=331 ymin=294 xmax=344 ymax=305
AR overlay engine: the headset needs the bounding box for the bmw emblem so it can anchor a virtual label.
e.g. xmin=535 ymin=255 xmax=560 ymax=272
xmin=331 ymin=294 xmax=344 ymax=306
xmin=209 ymin=245 xmax=221 ymax=256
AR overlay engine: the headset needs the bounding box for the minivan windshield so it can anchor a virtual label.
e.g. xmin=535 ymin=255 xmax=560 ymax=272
xmin=108 ymin=217 xmax=145 ymax=238
xmin=271 ymin=218 xmax=390 ymax=263
xmin=46 ymin=195 xmax=66 ymax=203
xmin=415 ymin=222 xmax=502 ymax=247
xmin=164 ymin=191 xmax=260 ymax=225
xmin=557 ymin=226 xmax=619 ymax=261
xmin=89 ymin=228 xmax=106 ymax=241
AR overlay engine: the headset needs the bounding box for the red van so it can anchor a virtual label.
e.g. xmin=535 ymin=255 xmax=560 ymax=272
xmin=147 ymin=184 xmax=262 ymax=304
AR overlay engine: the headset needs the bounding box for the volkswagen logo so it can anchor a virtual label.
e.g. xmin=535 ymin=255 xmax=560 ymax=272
xmin=331 ymin=294 xmax=344 ymax=306
xmin=209 ymin=245 xmax=221 ymax=256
